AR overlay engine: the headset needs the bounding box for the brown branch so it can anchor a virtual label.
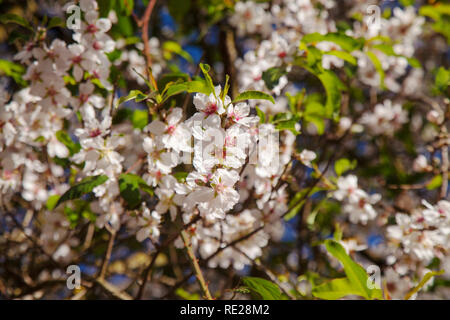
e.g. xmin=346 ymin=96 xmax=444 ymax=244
xmin=180 ymin=230 xmax=213 ymax=300
xmin=95 ymin=278 xmax=133 ymax=300
xmin=141 ymin=0 xmax=157 ymax=83
xmin=219 ymin=27 xmax=238 ymax=99
xmin=98 ymin=231 xmax=116 ymax=280
xmin=440 ymin=135 xmax=448 ymax=199
xmin=135 ymin=214 xmax=201 ymax=299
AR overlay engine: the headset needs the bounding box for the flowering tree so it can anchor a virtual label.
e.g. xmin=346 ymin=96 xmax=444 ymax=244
xmin=0 ymin=0 xmax=448 ymax=300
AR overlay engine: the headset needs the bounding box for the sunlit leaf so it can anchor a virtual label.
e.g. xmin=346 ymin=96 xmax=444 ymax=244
xmin=404 ymin=270 xmax=444 ymax=300
xmin=233 ymin=90 xmax=275 ymax=104
xmin=242 ymin=277 xmax=285 ymax=300
xmin=56 ymin=175 xmax=109 ymax=208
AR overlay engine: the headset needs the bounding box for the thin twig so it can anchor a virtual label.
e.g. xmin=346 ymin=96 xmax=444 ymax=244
xmin=135 ymin=214 xmax=201 ymax=299
xmin=141 ymin=0 xmax=157 ymax=80
xmin=180 ymin=230 xmax=213 ymax=300
xmin=95 ymin=278 xmax=133 ymax=300
xmin=99 ymin=231 xmax=116 ymax=280
xmin=440 ymin=138 xmax=448 ymax=199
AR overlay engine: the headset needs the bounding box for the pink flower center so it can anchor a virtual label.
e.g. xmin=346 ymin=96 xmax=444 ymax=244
xmin=278 ymin=51 xmax=287 ymax=58
xmin=93 ymin=41 xmax=102 ymax=50
xmin=31 ymin=70 xmax=41 ymax=81
xmin=47 ymin=51 xmax=57 ymax=59
xmin=215 ymin=183 xmax=225 ymax=194
xmin=229 ymin=112 xmax=241 ymax=122
xmin=204 ymin=102 xmax=218 ymax=115
xmin=167 ymin=125 xmax=176 ymax=135
xmin=72 ymin=55 xmax=82 ymax=64
xmin=3 ymin=170 xmax=12 ymax=180
xmin=86 ymin=24 xmax=99 ymax=34
xmin=47 ymin=87 xmax=57 ymax=97
xmin=80 ymin=94 xmax=89 ymax=104
xmin=90 ymin=128 xmax=102 ymax=137
xmin=358 ymin=198 xmax=366 ymax=209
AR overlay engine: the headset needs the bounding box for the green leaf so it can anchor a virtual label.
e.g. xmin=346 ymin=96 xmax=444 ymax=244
xmin=275 ymin=118 xmax=300 ymax=134
xmin=163 ymin=80 xmax=211 ymax=101
xmin=272 ymin=112 xmax=292 ymax=123
xmin=366 ymin=51 xmax=385 ymax=89
xmin=426 ymin=175 xmax=442 ymax=190
xmin=262 ymin=67 xmax=287 ymax=90
xmin=406 ymin=57 xmax=422 ymax=68
xmin=399 ymin=0 xmax=415 ymax=6
xmin=199 ymin=63 xmax=216 ymax=96
xmin=173 ymin=171 xmax=188 ymax=182
xmin=404 ymin=270 xmax=444 ymax=300
xmin=435 ymin=67 xmax=449 ymax=92
xmin=163 ymin=41 xmax=194 ymax=64
xmin=233 ymin=90 xmax=275 ymax=104
xmin=284 ymin=199 xmax=306 ymax=221
xmin=419 ymin=5 xmax=448 ymax=21
xmin=325 ymin=50 xmax=357 ymax=65
xmin=168 ymin=0 xmax=191 ymax=24
xmin=106 ymin=49 xmax=123 ymax=62
xmin=116 ymin=90 xmax=147 ymax=108
xmin=316 ymin=70 xmax=345 ymax=118
xmin=334 ymin=158 xmax=357 ymax=176
xmin=286 ymin=90 xmax=306 ymax=115
xmin=114 ymin=15 xmax=133 ymax=37
xmin=56 ymin=130 xmax=81 ymax=156
xmin=312 ymin=278 xmax=363 ymax=300
xmin=158 ymin=72 xmax=190 ymax=91
xmin=64 ymin=206 xmax=80 ymax=228
xmin=0 ymin=59 xmax=27 ymax=86
xmin=370 ymin=43 xmax=396 ymax=56
xmin=242 ymin=277 xmax=285 ymax=300
xmin=303 ymin=101 xmax=326 ymax=135
xmin=372 ymin=44 xmax=422 ymax=68
xmin=131 ymin=109 xmax=148 ymax=130
xmin=255 ymin=106 xmax=266 ymax=124
xmin=119 ymin=173 xmax=153 ymax=209
xmin=323 ymin=240 xmax=383 ymax=300
xmin=302 ymin=32 xmax=363 ymax=52
xmin=0 ymin=13 xmax=33 ymax=30
xmin=305 ymin=46 xmax=323 ymax=68
xmin=119 ymin=0 xmax=134 ymax=16
xmin=46 ymin=195 xmax=61 ymax=210
xmin=56 ymin=175 xmax=109 ymax=208
xmin=62 ymin=200 xmax=95 ymax=228
xmin=175 ymin=288 xmax=199 ymax=300
xmin=285 ymin=187 xmax=323 ymax=220
xmin=98 ymin=0 xmax=115 ymax=17
xmin=334 ymin=223 xmax=343 ymax=241
xmin=221 ymin=74 xmax=230 ymax=101
xmin=47 ymin=16 xmax=65 ymax=29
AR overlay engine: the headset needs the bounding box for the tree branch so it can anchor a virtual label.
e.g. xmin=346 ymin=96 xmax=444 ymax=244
xmin=180 ymin=230 xmax=213 ymax=300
